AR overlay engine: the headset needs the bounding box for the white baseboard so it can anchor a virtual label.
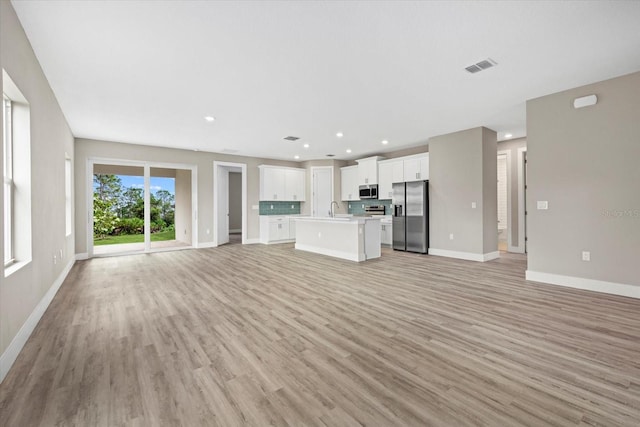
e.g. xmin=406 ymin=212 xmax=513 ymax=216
xmin=261 ymin=239 xmax=295 ymax=245
xmin=244 ymin=238 xmax=260 ymax=245
xmin=75 ymin=253 xmax=88 ymax=260
xmin=429 ymin=248 xmax=500 ymax=262
xmin=507 ymin=245 xmax=524 ymax=254
xmin=526 ymin=270 xmax=640 ymax=299
xmin=1 ymin=258 xmax=75 ymax=383
xmin=197 ymin=242 xmax=216 ymax=249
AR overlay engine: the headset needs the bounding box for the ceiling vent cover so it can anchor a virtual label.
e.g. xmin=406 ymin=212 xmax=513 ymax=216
xmin=284 ymin=136 xmax=300 ymax=141
xmin=326 ymin=154 xmax=335 ymax=157
xmin=465 ymin=58 xmax=497 ymax=74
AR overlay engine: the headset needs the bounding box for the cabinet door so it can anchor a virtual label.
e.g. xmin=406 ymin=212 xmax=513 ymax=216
xmin=284 ymin=169 xmax=305 ymax=201
xmin=289 ymin=218 xmax=296 ymax=240
xmin=357 ymin=159 xmax=378 ymax=185
xmin=341 ymin=167 xmax=359 ymax=201
xmin=419 ymin=155 xmax=429 ymax=180
xmin=262 ymin=168 xmax=285 ymax=200
xmin=403 ymin=156 xmax=428 ymax=182
xmin=403 ymin=158 xmax=420 ymax=182
xmin=380 ymin=223 xmax=392 ymax=245
xmin=378 ymin=162 xmax=393 ymax=201
xmin=391 ymin=161 xmax=405 ymax=186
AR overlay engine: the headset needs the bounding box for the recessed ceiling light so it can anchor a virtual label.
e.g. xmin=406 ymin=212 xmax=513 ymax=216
xmin=381 ymin=140 xmax=389 ymax=145
xmin=346 ymin=149 xmax=352 ymax=154
xmin=504 ymin=133 xmax=513 ymax=138
xmin=294 ymin=155 xmax=300 ymax=159
xmin=204 ymin=116 xmax=215 ymax=122
xmin=303 ymin=143 xmax=309 ymax=148
xmin=336 ymin=132 xmax=343 ymax=138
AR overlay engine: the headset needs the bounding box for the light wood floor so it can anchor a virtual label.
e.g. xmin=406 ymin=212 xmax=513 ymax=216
xmin=2 ymin=244 xmax=640 ymax=426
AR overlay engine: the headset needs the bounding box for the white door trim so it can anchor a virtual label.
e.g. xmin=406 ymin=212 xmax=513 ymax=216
xmin=87 ymin=157 xmax=198 ymax=257
xmin=497 ymin=150 xmax=513 ymax=252
xmin=213 ymin=161 xmax=247 ymax=246
xmin=310 ymin=166 xmax=334 ymax=217
xmin=516 ymin=147 xmax=527 ymax=253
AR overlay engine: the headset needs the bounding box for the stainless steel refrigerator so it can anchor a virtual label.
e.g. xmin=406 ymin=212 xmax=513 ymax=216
xmin=392 ymin=181 xmax=429 ymax=253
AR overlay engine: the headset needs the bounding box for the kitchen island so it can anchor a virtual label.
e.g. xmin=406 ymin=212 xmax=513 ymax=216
xmin=293 ymin=216 xmax=381 ymax=262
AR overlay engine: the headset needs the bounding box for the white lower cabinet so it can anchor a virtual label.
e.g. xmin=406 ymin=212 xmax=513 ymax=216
xmin=381 ymin=220 xmax=392 ymax=246
xmin=260 ymin=216 xmax=296 ymax=244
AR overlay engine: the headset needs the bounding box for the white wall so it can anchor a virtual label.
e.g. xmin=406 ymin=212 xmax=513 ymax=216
xmin=1 ymin=1 xmax=75 ymax=378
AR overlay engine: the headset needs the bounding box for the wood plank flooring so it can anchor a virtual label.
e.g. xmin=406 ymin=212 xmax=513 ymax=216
xmin=1 ymin=244 xmax=640 ymax=426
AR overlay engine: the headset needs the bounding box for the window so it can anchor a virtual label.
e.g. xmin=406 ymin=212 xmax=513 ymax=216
xmin=3 ymin=69 xmax=32 ymax=275
xmin=3 ymin=94 xmax=13 ymax=265
xmin=65 ymin=157 xmax=72 ymax=236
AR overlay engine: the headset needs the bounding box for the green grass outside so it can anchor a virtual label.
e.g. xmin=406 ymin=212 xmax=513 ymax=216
xmin=94 ymin=229 xmax=175 ymax=246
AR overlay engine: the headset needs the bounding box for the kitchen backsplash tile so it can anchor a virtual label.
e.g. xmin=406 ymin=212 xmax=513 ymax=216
xmin=259 ymin=201 xmax=301 ymax=215
xmin=347 ymin=199 xmax=392 ymax=215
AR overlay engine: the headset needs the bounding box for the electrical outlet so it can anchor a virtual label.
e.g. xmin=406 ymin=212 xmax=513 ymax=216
xmin=449 ymin=233 xmax=454 ymax=240
xmin=537 ymin=201 xmax=549 ymax=210
xmin=361 ymin=204 xmax=364 ymax=209
xmin=291 ymin=205 xmax=294 ymax=209
xmin=582 ymin=251 xmax=591 ymax=261
xmin=270 ymin=205 xmax=274 ymax=209
xmin=471 ymin=202 xmax=477 ymax=209
xmin=53 ymin=255 xmax=57 ymax=265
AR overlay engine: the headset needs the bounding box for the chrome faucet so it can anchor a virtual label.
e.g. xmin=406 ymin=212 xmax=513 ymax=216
xmin=330 ymin=201 xmax=340 ymax=218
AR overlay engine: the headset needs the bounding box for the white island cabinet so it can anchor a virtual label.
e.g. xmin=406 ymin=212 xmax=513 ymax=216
xmin=294 ymin=217 xmax=381 ymax=262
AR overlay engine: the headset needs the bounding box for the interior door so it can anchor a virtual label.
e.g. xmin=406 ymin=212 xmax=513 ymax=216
xmin=313 ymin=168 xmax=332 ymax=217
xmin=217 ymin=167 xmax=230 ymax=245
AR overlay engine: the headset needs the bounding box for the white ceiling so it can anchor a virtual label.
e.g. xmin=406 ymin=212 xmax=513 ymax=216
xmin=11 ymin=0 xmax=640 ymax=161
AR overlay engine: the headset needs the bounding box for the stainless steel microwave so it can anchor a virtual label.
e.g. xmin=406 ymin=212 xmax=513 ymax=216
xmin=359 ymin=184 xmax=378 ymax=199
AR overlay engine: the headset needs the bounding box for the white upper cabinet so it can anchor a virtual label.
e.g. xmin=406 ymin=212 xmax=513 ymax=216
xmin=259 ymin=166 xmax=306 ymax=201
xmin=284 ymin=168 xmax=306 ymax=201
xmin=340 ymin=166 xmax=359 ymax=201
xmin=403 ymin=154 xmax=429 ymax=182
xmin=356 ymin=156 xmax=384 ymax=185
xmin=378 ymin=160 xmax=404 ymax=200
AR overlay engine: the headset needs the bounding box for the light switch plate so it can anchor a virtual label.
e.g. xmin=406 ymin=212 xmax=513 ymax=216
xmin=582 ymin=251 xmax=590 ymax=261
xmin=471 ymin=202 xmax=477 ymax=209
xmin=537 ymin=201 xmax=549 ymax=210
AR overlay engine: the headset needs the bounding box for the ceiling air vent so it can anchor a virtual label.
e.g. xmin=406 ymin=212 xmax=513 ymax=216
xmin=326 ymin=154 xmax=335 ymax=157
xmin=284 ymin=136 xmax=300 ymax=141
xmin=465 ymin=58 xmax=497 ymax=74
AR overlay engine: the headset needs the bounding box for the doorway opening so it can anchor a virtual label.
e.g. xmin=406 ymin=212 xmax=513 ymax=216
xmin=311 ymin=166 xmax=333 ymax=217
xmin=213 ymin=161 xmax=247 ymax=246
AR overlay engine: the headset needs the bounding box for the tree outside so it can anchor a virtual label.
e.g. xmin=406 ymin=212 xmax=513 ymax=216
xmin=93 ymin=174 xmax=176 ymax=244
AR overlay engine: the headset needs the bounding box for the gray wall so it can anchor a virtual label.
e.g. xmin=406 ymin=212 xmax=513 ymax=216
xmin=428 ymin=127 xmax=498 ymax=256
xmin=228 ymin=172 xmax=242 ymax=231
xmin=175 ymin=169 xmax=192 ymax=245
xmin=74 ymin=138 xmax=299 ymax=253
xmin=1 ymin=1 xmax=75 ymax=358
xmin=527 ymin=71 xmax=640 ymax=286
xmin=497 ymin=137 xmax=527 ymax=248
